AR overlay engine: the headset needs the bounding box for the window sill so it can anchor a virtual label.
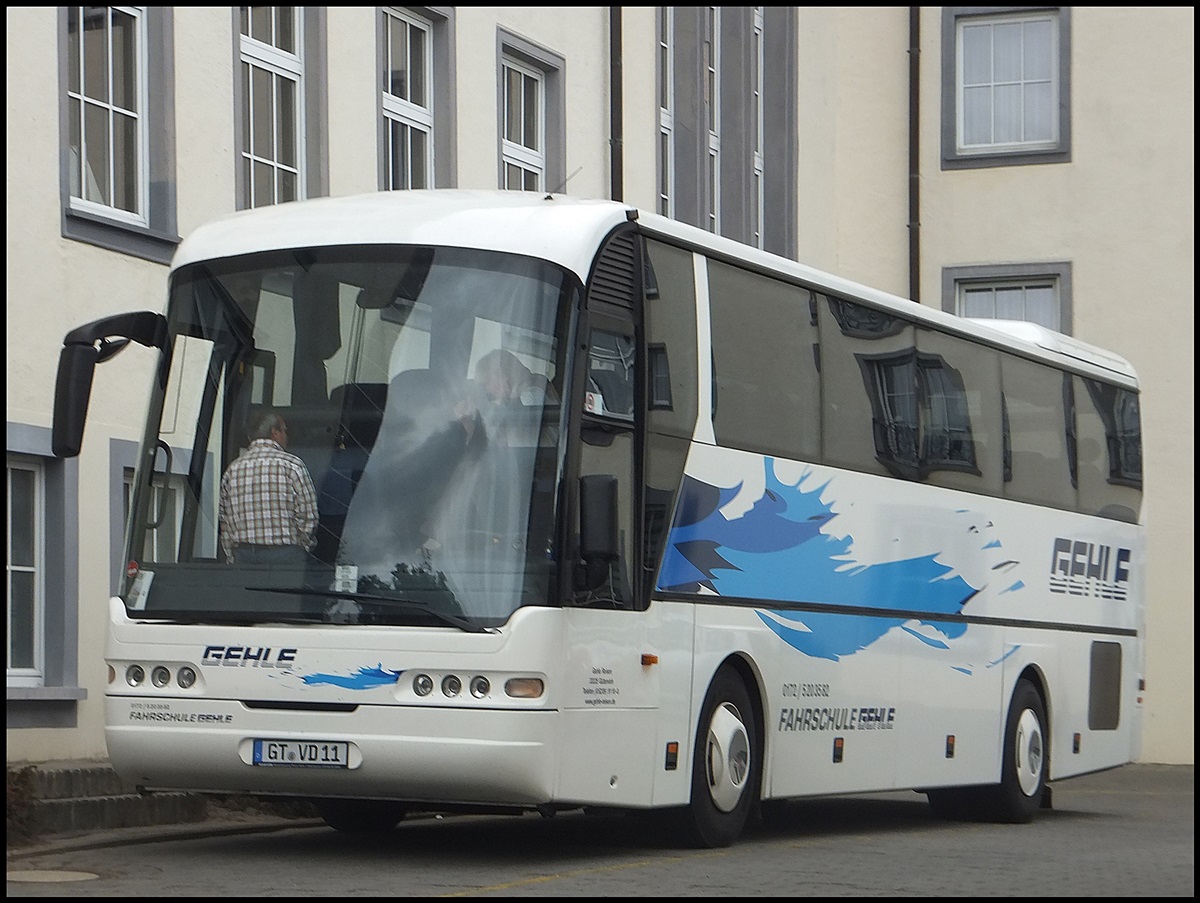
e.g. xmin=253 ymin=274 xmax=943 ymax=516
xmin=7 ymin=685 xmax=88 ymax=702
xmin=63 ymin=205 xmax=180 ymax=265
xmin=941 ymin=147 xmax=1071 ymax=170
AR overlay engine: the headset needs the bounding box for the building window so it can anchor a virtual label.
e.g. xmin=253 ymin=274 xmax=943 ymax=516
xmin=501 ymin=57 xmax=543 ymax=191
xmin=60 ymin=6 xmax=178 ymax=263
xmin=941 ymin=7 xmax=1071 ymax=169
xmin=382 ymin=7 xmax=433 ymax=190
xmin=7 ymin=456 xmax=44 ymax=687
xmin=704 ymin=6 xmax=721 ymax=233
xmin=659 ymin=7 xmax=795 ymax=255
xmin=750 ymin=7 xmax=764 ymax=248
xmin=123 ymin=469 xmax=185 ymax=564
xmin=7 ymin=424 xmax=84 ymax=725
xmin=942 ymin=262 xmax=1073 ymax=334
xmin=238 ymin=6 xmax=304 ymax=207
xmin=66 ymin=6 xmax=147 ymax=223
xmin=657 ymin=6 xmax=675 ymax=218
xmin=497 ymin=30 xmax=565 ymax=194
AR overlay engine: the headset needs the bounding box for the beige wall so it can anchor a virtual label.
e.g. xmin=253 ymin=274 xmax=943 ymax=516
xmin=796 ymin=8 xmax=912 ymax=293
xmin=6 ymin=6 xmax=1193 ymax=766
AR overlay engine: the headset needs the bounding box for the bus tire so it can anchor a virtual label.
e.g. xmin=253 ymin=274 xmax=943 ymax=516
xmin=316 ymin=798 xmax=407 ymax=833
xmin=680 ymin=667 xmax=759 ymax=848
xmin=983 ymin=679 xmax=1047 ymax=823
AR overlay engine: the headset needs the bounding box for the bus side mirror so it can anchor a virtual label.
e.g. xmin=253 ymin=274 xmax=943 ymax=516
xmin=577 ymin=474 xmax=619 ymax=591
xmin=51 ymin=311 xmax=168 ymax=458
xmin=52 ymin=342 xmax=100 ymax=458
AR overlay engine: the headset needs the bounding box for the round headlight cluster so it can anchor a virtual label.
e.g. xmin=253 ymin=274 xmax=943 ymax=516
xmin=119 ymin=663 xmax=197 ymax=690
xmin=408 ymin=673 xmax=539 ymax=700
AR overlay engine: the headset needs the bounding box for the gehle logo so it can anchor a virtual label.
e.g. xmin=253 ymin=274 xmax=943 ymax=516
xmin=1049 ymin=538 xmax=1131 ymax=601
xmin=201 ymin=645 xmax=297 ymax=669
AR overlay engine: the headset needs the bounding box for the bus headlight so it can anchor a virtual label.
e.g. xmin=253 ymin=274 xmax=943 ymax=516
xmin=412 ymin=673 xmax=434 ymax=697
xmin=469 ymin=676 xmax=490 ymax=698
xmin=151 ymin=666 xmax=171 ymax=688
xmin=177 ymin=666 xmax=197 ymax=689
xmin=441 ymin=674 xmax=462 ymax=697
xmin=125 ymin=664 xmax=145 ymax=687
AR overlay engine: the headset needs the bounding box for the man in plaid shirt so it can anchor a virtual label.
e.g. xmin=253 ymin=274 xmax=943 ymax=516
xmin=219 ymin=409 xmax=318 ymax=566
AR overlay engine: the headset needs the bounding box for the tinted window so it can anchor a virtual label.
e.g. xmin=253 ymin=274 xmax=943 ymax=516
xmin=708 ymin=260 xmax=820 ymax=460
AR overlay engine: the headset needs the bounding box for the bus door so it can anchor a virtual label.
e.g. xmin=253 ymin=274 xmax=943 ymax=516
xmin=556 ymin=229 xmax=666 ymax=806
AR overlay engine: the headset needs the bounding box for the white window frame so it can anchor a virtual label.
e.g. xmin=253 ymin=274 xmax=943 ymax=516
xmin=957 ymin=278 xmax=1061 ymax=332
xmin=7 ymin=455 xmax=45 ymax=688
xmin=956 ymin=9 xmax=1059 ymax=156
xmin=66 ymin=5 xmax=150 ymax=228
xmin=239 ymin=6 xmax=305 ymax=208
xmin=658 ymin=6 xmax=675 ymax=218
xmin=501 ymin=56 xmax=545 ymax=191
xmin=382 ymin=6 xmax=434 ymax=191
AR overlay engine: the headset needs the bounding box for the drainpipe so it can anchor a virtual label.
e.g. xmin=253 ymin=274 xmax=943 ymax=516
xmin=610 ymin=6 xmax=624 ymax=202
xmin=908 ymin=6 xmax=920 ymax=303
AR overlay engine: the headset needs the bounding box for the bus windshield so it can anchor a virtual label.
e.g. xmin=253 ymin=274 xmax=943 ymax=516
xmin=125 ymin=244 xmax=576 ymax=628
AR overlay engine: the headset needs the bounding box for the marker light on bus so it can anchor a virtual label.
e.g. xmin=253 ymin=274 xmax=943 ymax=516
xmin=504 ymin=678 xmax=544 ymax=698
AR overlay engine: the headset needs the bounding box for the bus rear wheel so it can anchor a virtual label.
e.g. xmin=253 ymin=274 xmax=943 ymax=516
xmin=316 ymin=798 xmax=407 ymax=833
xmin=679 ymin=667 xmax=759 ymax=848
xmin=981 ymin=678 xmax=1047 ymax=823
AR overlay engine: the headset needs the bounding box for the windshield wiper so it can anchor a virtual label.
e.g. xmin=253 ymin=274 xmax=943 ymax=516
xmin=245 ymin=586 xmax=493 ymax=634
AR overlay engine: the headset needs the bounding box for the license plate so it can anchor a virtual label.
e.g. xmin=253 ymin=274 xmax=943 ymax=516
xmin=252 ymin=739 xmax=350 ymax=768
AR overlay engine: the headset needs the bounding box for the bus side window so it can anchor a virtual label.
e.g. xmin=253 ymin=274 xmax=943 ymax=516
xmin=917 ymin=328 xmax=999 ymax=494
xmin=999 ymin=356 xmax=1075 ymax=511
xmin=707 ymin=259 xmax=820 ymax=461
xmin=820 ymin=295 xmax=915 ymax=478
xmin=1075 ymin=376 xmax=1142 ymax=522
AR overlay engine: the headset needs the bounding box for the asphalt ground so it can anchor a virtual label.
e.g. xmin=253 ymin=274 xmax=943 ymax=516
xmin=7 ymin=763 xmax=1193 ymax=897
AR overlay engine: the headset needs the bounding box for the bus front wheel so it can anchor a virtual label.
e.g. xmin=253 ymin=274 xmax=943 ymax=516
xmin=680 ymin=667 xmax=759 ymax=848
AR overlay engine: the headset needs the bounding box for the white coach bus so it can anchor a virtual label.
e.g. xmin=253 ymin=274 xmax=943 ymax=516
xmin=53 ymin=190 xmax=1144 ymax=847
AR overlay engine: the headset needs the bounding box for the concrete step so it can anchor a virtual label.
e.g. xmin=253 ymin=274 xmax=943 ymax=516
xmin=32 ymin=791 xmax=209 ymax=835
xmin=11 ymin=760 xmax=210 ymax=838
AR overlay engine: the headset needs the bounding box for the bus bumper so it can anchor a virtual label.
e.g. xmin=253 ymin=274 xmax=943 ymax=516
xmin=105 ymin=695 xmax=557 ymax=806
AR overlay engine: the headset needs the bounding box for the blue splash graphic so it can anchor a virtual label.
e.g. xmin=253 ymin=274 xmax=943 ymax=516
xmin=301 ymin=664 xmax=402 ymax=689
xmin=657 ymin=462 xmax=978 ymax=661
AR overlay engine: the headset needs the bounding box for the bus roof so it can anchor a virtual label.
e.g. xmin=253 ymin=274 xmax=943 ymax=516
xmin=171 ymin=190 xmax=1137 ymax=388
xmin=171 ymin=189 xmax=632 ymax=283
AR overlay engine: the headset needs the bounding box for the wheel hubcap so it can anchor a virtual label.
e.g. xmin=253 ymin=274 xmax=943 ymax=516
xmin=705 ymin=702 xmax=750 ymax=812
xmin=1014 ymin=708 xmax=1045 ymax=797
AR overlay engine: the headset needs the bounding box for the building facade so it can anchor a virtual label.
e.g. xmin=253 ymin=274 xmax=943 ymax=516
xmin=6 ymin=6 xmax=1193 ymax=765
